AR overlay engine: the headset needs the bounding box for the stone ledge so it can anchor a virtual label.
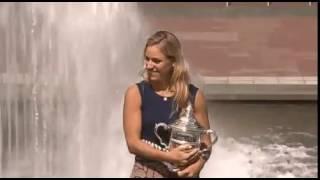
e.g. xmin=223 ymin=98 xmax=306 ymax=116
xmin=202 ymin=76 xmax=317 ymax=100
xmin=202 ymin=76 xmax=317 ymax=85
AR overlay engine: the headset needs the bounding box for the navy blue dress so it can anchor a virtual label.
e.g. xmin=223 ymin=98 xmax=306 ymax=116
xmin=136 ymin=80 xmax=199 ymax=148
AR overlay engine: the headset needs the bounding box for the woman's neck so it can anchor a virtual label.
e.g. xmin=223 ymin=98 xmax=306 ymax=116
xmin=148 ymin=79 xmax=175 ymax=98
xmin=149 ymin=80 xmax=170 ymax=91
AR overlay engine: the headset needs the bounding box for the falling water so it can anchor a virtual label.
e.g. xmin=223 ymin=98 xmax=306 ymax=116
xmin=0 ymin=2 xmax=146 ymax=177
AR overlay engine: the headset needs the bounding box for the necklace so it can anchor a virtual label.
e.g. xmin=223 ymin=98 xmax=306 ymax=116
xmin=163 ymin=88 xmax=171 ymax=101
xmin=157 ymin=87 xmax=171 ymax=101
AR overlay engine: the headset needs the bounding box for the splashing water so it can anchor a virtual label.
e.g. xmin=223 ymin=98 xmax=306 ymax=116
xmin=202 ymin=136 xmax=317 ymax=178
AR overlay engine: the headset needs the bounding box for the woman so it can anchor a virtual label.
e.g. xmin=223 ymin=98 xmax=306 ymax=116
xmin=123 ymin=30 xmax=214 ymax=178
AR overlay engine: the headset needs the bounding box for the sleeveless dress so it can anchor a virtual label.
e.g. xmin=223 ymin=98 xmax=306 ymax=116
xmin=130 ymin=80 xmax=198 ymax=178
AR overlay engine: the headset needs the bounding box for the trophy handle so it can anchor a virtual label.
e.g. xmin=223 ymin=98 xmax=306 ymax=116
xmin=154 ymin=123 xmax=170 ymax=149
xmin=204 ymin=129 xmax=218 ymax=146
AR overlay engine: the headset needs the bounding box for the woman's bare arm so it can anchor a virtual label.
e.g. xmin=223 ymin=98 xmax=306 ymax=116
xmin=193 ymin=89 xmax=214 ymax=160
xmin=176 ymin=89 xmax=214 ymax=177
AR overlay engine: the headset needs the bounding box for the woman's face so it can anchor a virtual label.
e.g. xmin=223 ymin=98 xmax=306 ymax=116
xmin=144 ymin=45 xmax=173 ymax=82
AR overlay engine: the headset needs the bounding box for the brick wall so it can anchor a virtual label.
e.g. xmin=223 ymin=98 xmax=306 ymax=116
xmin=138 ymin=2 xmax=317 ymax=76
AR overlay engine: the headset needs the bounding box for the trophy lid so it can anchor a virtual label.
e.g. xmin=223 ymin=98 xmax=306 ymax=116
xmin=169 ymin=103 xmax=204 ymax=132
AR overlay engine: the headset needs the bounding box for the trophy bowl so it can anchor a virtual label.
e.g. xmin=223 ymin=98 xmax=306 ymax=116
xmin=154 ymin=103 xmax=218 ymax=171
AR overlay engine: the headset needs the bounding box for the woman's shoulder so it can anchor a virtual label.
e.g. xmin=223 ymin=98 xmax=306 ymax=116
xmin=188 ymin=83 xmax=199 ymax=96
xmin=188 ymin=83 xmax=199 ymax=90
xmin=188 ymin=83 xmax=207 ymax=103
xmin=125 ymin=80 xmax=146 ymax=97
xmin=125 ymin=82 xmax=140 ymax=95
xmin=124 ymin=83 xmax=142 ymax=109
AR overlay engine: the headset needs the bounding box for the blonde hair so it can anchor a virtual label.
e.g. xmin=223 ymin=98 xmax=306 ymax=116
xmin=143 ymin=30 xmax=191 ymax=109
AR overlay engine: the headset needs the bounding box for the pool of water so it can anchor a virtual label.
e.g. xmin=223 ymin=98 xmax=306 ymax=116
xmin=201 ymin=101 xmax=317 ymax=178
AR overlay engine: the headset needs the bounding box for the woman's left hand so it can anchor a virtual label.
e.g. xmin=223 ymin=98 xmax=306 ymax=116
xmin=176 ymin=158 xmax=206 ymax=178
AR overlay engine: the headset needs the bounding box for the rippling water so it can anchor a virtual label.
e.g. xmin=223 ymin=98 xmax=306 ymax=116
xmin=202 ymin=101 xmax=317 ymax=178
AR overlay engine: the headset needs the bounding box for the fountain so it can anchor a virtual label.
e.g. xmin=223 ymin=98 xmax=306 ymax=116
xmin=0 ymin=2 xmax=146 ymax=177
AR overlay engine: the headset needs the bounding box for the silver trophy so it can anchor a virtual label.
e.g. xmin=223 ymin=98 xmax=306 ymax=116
xmin=154 ymin=102 xmax=218 ymax=171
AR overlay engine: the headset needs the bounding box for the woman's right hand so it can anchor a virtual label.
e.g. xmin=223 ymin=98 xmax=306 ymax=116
xmin=167 ymin=144 xmax=200 ymax=167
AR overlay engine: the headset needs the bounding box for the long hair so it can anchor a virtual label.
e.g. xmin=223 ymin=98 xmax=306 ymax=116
xmin=143 ymin=30 xmax=191 ymax=109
